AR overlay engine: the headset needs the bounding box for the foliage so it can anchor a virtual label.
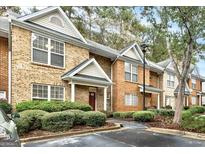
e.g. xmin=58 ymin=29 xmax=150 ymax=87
xmin=83 ymin=111 xmax=106 ymax=127
xmin=181 ymin=110 xmax=193 ymax=120
xmin=189 ymin=106 xmax=205 ymax=114
xmin=183 ymin=106 xmax=190 ymax=110
xmin=158 ymin=109 xmax=175 ymax=116
xmin=16 ymin=101 xmax=92 ymax=112
xmin=100 ymin=111 xmax=113 ymax=118
xmin=181 ymin=115 xmax=205 ymax=133
xmin=133 ymin=111 xmax=155 ymax=122
xmin=41 ymin=111 xmax=75 ymax=132
xmin=113 ymin=111 xmax=135 ymax=119
xmin=15 ymin=110 xmax=48 ymax=135
xmin=0 ymin=99 xmax=12 ymax=114
xmin=68 ymin=110 xmax=85 ymax=125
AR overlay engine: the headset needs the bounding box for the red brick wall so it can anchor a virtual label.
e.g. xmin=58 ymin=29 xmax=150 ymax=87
xmin=187 ymin=78 xmax=201 ymax=105
xmin=0 ymin=37 xmax=8 ymax=99
xmin=112 ymin=60 xmax=151 ymax=111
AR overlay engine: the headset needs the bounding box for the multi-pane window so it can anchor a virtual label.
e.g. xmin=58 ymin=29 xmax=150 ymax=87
xmin=192 ymin=78 xmax=197 ymax=89
xmin=165 ymin=96 xmax=174 ymax=107
xmin=32 ymin=33 xmax=64 ymax=67
xmin=125 ymin=62 xmax=138 ymax=82
xmin=167 ymin=73 xmax=175 ymax=88
xmin=192 ymin=96 xmax=197 ymax=105
xmin=51 ymin=86 xmax=64 ymax=100
xmin=32 ymin=84 xmax=64 ymax=101
xmin=32 ymin=84 xmax=48 ymax=100
xmin=125 ymin=94 xmax=138 ymax=106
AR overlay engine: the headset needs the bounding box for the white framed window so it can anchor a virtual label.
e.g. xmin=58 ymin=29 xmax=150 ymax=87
xmin=32 ymin=33 xmax=65 ymax=68
xmin=51 ymin=86 xmax=64 ymax=101
xmin=49 ymin=16 xmax=64 ymax=28
xmin=32 ymin=84 xmax=64 ymax=101
xmin=32 ymin=84 xmax=48 ymax=100
xmin=167 ymin=73 xmax=175 ymax=88
xmin=165 ymin=96 xmax=174 ymax=107
xmin=125 ymin=62 xmax=138 ymax=82
xmin=192 ymin=78 xmax=197 ymax=89
xmin=0 ymin=91 xmax=6 ymax=99
xmin=192 ymin=96 xmax=197 ymax=105
xmin=125 ymin=94 xmax=138 ymax=106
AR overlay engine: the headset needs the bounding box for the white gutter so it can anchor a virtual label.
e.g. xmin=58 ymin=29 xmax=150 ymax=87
xmin=8 ymin=18 xmax=12 ymax=104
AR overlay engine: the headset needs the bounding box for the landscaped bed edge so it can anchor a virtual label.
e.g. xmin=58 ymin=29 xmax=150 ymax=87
xmin=146 ymin=127 xmax=205 ymax=141
xmin=20 ymin=123 xmax=122 ymax=143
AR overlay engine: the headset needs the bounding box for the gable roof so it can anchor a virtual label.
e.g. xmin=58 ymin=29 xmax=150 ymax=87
xmin=174 ymin=82 xmax=191 ymax=96
xmin=61 ymin=58 xmax=112 ymax=84
xmin=18 ymin=6 xmax=87 ymax=43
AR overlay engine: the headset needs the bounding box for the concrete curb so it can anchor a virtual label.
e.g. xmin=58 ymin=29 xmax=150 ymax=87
xmin=146 ymin=127 xmax=205 ymax=141
xmin=20 ymin=123 xmax=122 ymax=143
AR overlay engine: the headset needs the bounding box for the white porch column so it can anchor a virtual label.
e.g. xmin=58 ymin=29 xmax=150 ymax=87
xmin=186 ymin=96 xmax=189 ymax=106
xmin=71 ymin=83 xmax=75 ymax=102
xmin=104 ymin=87 xmax=107 ymax=111
xmin=157 ymin=94 xmax=160 ymax=109
xmin=199 ymin=95 xmax=202 ymax=106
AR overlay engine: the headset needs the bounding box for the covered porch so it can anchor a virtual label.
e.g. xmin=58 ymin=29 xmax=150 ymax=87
xmin=61 ymin=58 xmax=112 ymax=111
xmin=138 ymin=85 xmax=163 ymax=109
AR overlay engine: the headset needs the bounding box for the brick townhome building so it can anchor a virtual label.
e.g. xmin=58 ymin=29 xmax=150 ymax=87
xmin=0 ymin=7 xmax=204 ymax=111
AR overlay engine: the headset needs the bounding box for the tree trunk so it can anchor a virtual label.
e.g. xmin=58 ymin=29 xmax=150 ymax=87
xmin=173 ymin=80 xmax=186 ymax=124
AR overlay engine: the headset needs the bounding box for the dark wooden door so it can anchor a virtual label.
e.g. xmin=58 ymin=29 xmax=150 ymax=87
xmin=89 ymin=92 xmax=96 ymax=110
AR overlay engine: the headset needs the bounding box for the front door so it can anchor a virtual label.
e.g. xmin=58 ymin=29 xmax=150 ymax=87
xmin=89 ymin=92 xmax=96 ymax=110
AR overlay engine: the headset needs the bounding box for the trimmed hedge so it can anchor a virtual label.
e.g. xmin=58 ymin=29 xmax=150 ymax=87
xmin=69 ymin=110 xmax=85 ymax=125
xmin=113 ymin=111 xmax=135 ymax=119
xmin=15 ymin=110 xmax=48 ymax=135
xmin=100 ymin=111 xmax=113 ymax=118
xmin=16 ymin=101 xmax=92 ymax=112
xmin=133 ymin=111 xmax=155 ymax=122
xmin=0 ymin=99 xmax=12 ymax=114
xmin=83 ymin=111 xmax=106 ymax=127
xmin=41 ymin=111 xmax=75 ymax=132
xmin=158 ymin=109 xmax=175 ymax=116
xmin=181 ymin=115 xmax=205 ymax=133
xmin=189 ymin=106 xmax=205 ymax=114
xmin=182 ymin=110 xmax=193 ymax=120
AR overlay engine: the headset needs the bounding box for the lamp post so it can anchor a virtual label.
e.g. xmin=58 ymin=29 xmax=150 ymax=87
xmin=140 ymin=43 xmax=148 ymax=110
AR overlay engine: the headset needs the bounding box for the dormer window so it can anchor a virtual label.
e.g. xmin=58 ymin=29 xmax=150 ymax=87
xmin=49 ymin=16 xmax=64 ymax=28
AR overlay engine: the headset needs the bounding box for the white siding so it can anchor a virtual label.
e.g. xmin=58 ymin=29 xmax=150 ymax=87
xmin=124 ymin=48 xmax=141 ymax=60
xmin=32 ymin=12 xmax=82 ymax=40
xmin=78 ymin=63 xmax=106 ymax=78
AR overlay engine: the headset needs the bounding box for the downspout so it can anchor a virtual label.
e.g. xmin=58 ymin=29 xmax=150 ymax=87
xmin=8 ymin=18 xmax=12 ymax=104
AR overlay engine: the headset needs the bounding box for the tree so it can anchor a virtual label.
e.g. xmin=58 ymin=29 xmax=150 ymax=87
xmin=0 ymin=6 xmax=21 ymax=16
xmin=141 ymin=6 xmax=205 ymax=124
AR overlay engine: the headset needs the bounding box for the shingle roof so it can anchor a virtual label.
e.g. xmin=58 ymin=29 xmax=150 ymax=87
xmin=174 ymin=83 xmax=191 ymax=96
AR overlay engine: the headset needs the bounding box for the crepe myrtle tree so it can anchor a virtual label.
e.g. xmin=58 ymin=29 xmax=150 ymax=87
xmin=141 ymin=6 xmax=205 ymax=124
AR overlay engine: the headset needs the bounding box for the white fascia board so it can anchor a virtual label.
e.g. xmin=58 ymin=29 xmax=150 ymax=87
xmin=120 ymin=43 xmax=135 ymax=56
xmin=58 ymin=8 xmax=87 ymax=44
xmin=135 ymin=43 xmax=149 ymax=65
xmin=68 ymin=58 xmax=112 ymax=83
xmin=18 ymin=7 xmax=59 ymax=21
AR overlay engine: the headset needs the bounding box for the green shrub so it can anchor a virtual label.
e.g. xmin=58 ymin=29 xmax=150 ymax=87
xmin=100 ymin=111 xmax=113 ymax=118
xmin=133 ymin=111 xmax=155 ymax=122
xmin=158 ymin=109 xmax=175 ymax=116
xmin=182 ymin=110 xmax=193 ymax=120
xmin=16 ymin=101 xmax=92 ymax=112
xmin=41 ymin=111 xmax=75 ymax=132
xmin=164 ymin=105 xmax=172 ymax=109
xmin=15 ymin=117 xmax=30 ymax=135
xmin=189 ymin=106 xmax=205 ymax=114
xmin=0 ymin=99 xmax=12 ymax=114
xmin=183 ymin=106 xmax=190 ymax=110
xmin=19 ymin=110 xmax=48 ymax=130
xmin=113 ymin=111 xmax=135 ymax=119
xmin=15 ymin=110 xmax=48 ymax=135
xmin=147 ymin=109 xmax=159 ymax=115
xmin=68 ymin=110 xmax=85 ymax=125
xmin=181 ymin=115 xmax=205 ymax=133
xmin=83 ymin=111 xmax=106 ymax=127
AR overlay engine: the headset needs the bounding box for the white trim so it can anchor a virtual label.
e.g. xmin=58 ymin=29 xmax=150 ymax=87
xmin=49 ymin=15 xmax=65 ymax=28
xmin=71 ymin=82 xmax=75 ymax=102
xmin=69 ymin=81 xmax=107 ymax=88
xmin=157 ymin=94 xmax=160 ymax=109
xmin=48 ymin=85 xmax=51 ymax=101
xmin=8 ymin=50 xmax=11 ymax=104
xmin=19 ymin=6 xmax=87 ymax=44
xmin=65 ymin=58 xmax=112 ymax=83
xmin=104 ymin=87 xmax=108 ymax=111
xmin=31 ymin=32 xmax=65 ymax=68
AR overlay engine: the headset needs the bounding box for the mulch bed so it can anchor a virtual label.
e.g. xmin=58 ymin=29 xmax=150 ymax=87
xmin=20 ymin=122 xmax=115 ymax=139
xmin=145 ymin=115 xmax=181 ymax=130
